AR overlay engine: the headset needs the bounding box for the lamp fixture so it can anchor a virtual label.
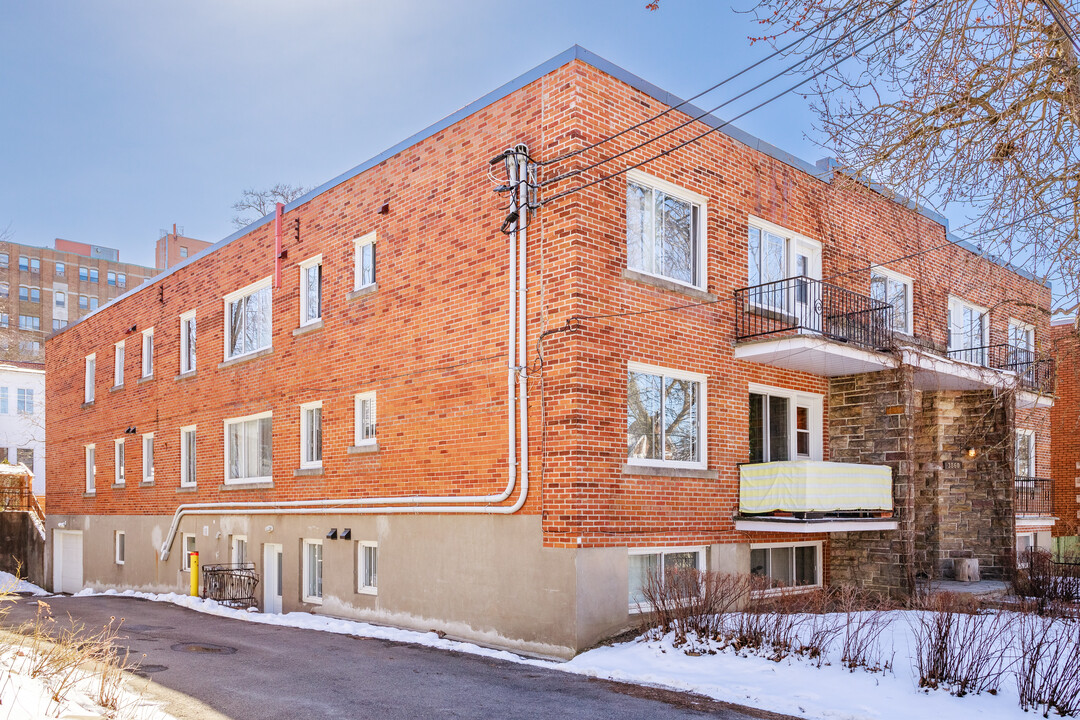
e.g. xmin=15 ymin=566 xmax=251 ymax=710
xmin=967 ymin=447 xmax=977 ymax=458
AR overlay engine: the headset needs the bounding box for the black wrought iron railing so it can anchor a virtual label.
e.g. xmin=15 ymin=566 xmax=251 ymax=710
xmin=1015 ymin=476 xmax=1053 ymax=516
xmin=735 ymin=276 xmax=894 ymax=352
xmin=202 ymin=563 xmax=260 ymax=609
xmin=946 ymin=344 xmax=1056 ymax=394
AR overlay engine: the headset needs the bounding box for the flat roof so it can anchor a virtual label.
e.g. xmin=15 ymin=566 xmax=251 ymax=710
xmin=54 ymin=46 xmax=1049 ymax=337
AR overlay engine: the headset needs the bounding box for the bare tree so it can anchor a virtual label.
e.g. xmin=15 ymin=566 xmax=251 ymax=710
xmin=231 ymin=183 xmax=310 ymax=229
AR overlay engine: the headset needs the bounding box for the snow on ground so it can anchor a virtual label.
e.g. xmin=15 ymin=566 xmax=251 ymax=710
xmin=0 ymin=569 xmax=48 ymax=596
xmin=76 ymin=588 xmax=1054 ymax=720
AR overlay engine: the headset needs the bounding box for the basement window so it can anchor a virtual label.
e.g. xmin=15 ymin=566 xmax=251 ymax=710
xmin=115 ymin=531 xmax=125 ymax=565
xmin=359 ymin=541 xmax=378 ymax=595
xmin=303 ymin=539 xmax=323 ymax=603
xmin=750 ymin=542 xmax=821 ymax=592
xmin=628 ymin=547 xmax=704 ymax=610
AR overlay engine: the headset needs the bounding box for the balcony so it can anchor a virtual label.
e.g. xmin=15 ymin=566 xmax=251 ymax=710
xmin=733 ymin=277 xmax=898 ymax=377
xmin=900 ymin=344 xmax=1056 ymax=406
xmin=1015 ymin=476 xmax=1053 ymax=518
xmin=735 ymin=460 xmax=898 ymax=532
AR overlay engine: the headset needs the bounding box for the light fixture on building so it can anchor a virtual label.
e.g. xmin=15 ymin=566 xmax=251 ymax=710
xmin=967 ymin=447 xmax=977 ymax=458
xmin=264 ymin=525 xmax=274 ymax=533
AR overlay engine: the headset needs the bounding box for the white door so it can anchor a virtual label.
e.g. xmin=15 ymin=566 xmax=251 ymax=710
xmin=263 ymin=543 xmax=283 ymax=614
xmin=53 ymin=530 xmax=83 ymax=594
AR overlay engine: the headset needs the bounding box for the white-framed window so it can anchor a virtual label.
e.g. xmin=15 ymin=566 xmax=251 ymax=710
xmin=54 ymin=261 xmax=63 ymax=276
xmin=0 ymin=388 xmax=7 ymax=414
xmin=180 ymin=246 xmax=189 ymax=258
xmin=354 ymin=232 xmax=376 ymax=290
xmin=179 ymin=310 xmax=196 ymax=374
xmin=1008 ymin=318 xmax=1036 ymax=371
xmin=113 ymin=340 xmax=125 ymax=387
xmin=181 ymin=533 xmax=197 ymax=571
xmin=117 ymin=273 xmax=126 ymax=288
xmin=180 ymin=425 xmax=197 ymax=487
xmin=224 ymin=411 xmax=272 ymax=484
xmin=55 ymin=291 xmax=66 ymax=308
xmin=302 ymin=539 xmax=323 ymax=603
xmin=115 ymin=531 xmax=125 ymax=565
xmin=299 ymin=255 xmax=323 ymax=326
xmin=747 ymin=217 xmax=822 ymax=291
xmin=626 ymin=363 xmax=706 ymax=469
xmin=1017 ymin=532 xmax=1037 ymax=562
xmin=231 ymin=535 xmax=247 ymax=565
xmin=114 ymin=439 xmax=125 ymax=485
xmin=142 ymin=433 xmax=154 ymax=482
xmin=107 ymin=271 xmax=116 ymax=286
xmin=16 ymin=388 xmax=33 ymax=415
xmin=870 ymin=266 xmax=913 ymax=335
xmin=625 ymin=169 xmax=706 ymax=289
xmin=750 ymin=541 xmax=822 ymax=592
xmin=300 ymin=401 xmax=323 ymax=469
xmin=948 ymin=296 xmax=989 ymax=365
xmin=84 ymin=354 xmax=96 ymax=403
xmin=354 ymin=392 xmax=377 ymax=446
xmin=1016 ymin=429 xmax=1036 ymax=477
xmin=359 ymin=541 xmax=378 ymax=595
xmin=141 ymin=328 xmax=154 ymax=378
xmin=86 ymin=444 xmax=96 ymax=493
xmin=628 ymin=547 xmax=705 ymax=609
xmin=748 ymin=384 xmax=824 ymax=463
xmin=89 ymin=297 xmax=99 ymax=310
xmin=224 ymin=277 xmax=272 ymax=360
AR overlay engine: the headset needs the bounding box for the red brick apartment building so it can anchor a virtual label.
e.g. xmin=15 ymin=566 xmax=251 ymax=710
xmin=1051 ymin=317 xmax=1080 ymax=555
xmin=45 ymin=47 xmax=1056 ymax=658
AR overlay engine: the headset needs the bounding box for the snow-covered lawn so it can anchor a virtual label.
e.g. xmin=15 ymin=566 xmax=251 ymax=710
xmin=75 ymin=586 xmax=1077 ymax=720
xmin=0 ymin=570 xmax=48 ymax=596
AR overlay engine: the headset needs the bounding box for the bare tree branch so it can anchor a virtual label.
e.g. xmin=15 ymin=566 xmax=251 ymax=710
xmin=231 ymin=183 xmax=310 ymax=229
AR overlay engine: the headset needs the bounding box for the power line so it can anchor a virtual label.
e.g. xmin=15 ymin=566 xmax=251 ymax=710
xmin=541 ymin=0 xmax=909 ymax=188
xmin=537 ymin=0 xmax=873 ymax=168
xmin=1038 ymin=0 xmax=1080 ymax=53
xmin=540 ymin=0 xmax=941 ymax=207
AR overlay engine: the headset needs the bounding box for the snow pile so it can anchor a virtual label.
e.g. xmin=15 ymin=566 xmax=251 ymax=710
xmin=0 ymin=569 xmax=48 ymax=596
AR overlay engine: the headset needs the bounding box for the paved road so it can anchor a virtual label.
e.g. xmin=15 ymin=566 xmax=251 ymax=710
xmin=2 ymin=595 xmax=791 ymax=720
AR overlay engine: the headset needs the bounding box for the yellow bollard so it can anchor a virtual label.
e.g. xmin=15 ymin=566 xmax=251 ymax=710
xmin=189 ymin=551 xmax=199 ymax=597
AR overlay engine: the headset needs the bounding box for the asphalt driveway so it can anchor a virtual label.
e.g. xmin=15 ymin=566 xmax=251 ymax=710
xmin=1 ymin=595 xmax=793 ymax=720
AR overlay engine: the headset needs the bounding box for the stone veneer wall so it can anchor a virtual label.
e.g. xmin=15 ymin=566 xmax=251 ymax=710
xmin=828 ymin=369 xmax=1016 ymax=597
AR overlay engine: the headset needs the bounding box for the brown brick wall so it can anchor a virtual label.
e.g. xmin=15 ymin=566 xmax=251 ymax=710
xmin=1051 ymin=323 xmax=1080 ymax=537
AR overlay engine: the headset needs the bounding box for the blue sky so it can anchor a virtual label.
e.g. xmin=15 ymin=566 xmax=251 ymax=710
xmin=2 ymin=1 xmax=841 ymax=268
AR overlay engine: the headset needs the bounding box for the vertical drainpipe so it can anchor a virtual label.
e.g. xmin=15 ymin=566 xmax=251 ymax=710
xmin=515 ymin=145 xmax=529 ymax=506
xmin=506 ymin=154 xmax=518 ymax=485
xmin=274 ymin=203 xmax=284 ymax=289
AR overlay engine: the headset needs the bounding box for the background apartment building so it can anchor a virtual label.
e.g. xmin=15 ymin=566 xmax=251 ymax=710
xmin=0 ymin=238 xmax=158 ymax=363
xmin=45 ymin=48 xmax=1056 ymax=658
xmin=0 ymin=361 xmax=44 ymax=496
xmin=155 ymin=226 xmax=211 ymax=270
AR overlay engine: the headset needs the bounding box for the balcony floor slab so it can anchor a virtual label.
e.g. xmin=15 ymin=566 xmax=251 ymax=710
xmin=733 ymin=335 xmax=897 ymax=377
xmin=735 ymin=518 xmax=899 ymax=533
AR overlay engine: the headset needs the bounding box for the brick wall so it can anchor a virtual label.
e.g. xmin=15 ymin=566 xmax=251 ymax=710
xmin=1052 ymin=323 xmax=1080 ymax=538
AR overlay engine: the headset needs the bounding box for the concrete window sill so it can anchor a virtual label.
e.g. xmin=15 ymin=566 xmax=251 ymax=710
xmin=294 ymin=467 xmax=324 ymax=477
xmin=109 ymin=385 xmax=124 ymax=393
xmin=82 ymin=401 xmax=94 ymax=409
xmin=83 ymin=491 xmax=96 ymax=498
xmin=346 ymin=283 xmax=378 ymax=301
xmin=111 ymin=483 xmax=126 ymax=489
xmin=176 ymin=486 xmax=198 ymax=493
xmin=138 ymin=375 xmax=154 ymax=384
xmin=219 ymin=481 xmax=274 ymax=491
xmin=347 ymin=443 xmax=379 ymax=455
xmin=175 ymin=370 xmax=197 ymax=381
xmin=140 ymin=480 xmax=155 ymax=487
xmin=218 ymin=347 xmax=273 ymax=370
xmin=621 ymin=463 xmax=718 ymax=480
xmin=620 ymin=268 xmax=718 ymax=303
xmin=293 ymin=320 xmax=324 ymax=337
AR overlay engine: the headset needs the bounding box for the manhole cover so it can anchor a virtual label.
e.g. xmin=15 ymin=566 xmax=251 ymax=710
xmin=170 ymin=642 xmax=237 ymax=655
xmin=129 ymin=664 xmax=168 ymax=677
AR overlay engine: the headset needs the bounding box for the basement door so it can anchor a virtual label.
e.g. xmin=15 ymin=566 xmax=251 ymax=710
xmin=52 ymin=530 xmax=83 ymax=594
xmin=263 ymin=543 xmax=283 ymax=614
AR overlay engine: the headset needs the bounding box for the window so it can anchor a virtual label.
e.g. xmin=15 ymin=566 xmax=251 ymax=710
xmin=16 ymin=388 xmax=33 ymax=414
xmin=354 ymin=392 xmax=377 ymax=446
xmin=748 ymin=385 xmax=823 ymax=463
xmin=0 ymin=283 xmax=7 ymax=298
xmin=55 ymin=262 xmax=64 ymax=276
xmin=626 ymin=363 xmax=705 ymax=468
xmin=142 ymin=433 xmax=154 ymax=482
xmin=750 ymin=542 xmax=822 ymax=591
xmin=747 ymin=218 xmax=822 ymax=310
xmin=117 ymin=273 xmax=126 ymax=288
xmin=625 ymin=171 xmax=705 ymax=288
xmin=19 ymin=341 xmax=40 ymax=355
xmin=359 ymin=542 xmax=378 ymax=595
xmin=113 ymin=340 xmax=124 ymax=386
xmin=79 ymin=266 xmax=88 ymax=281
xmin=180 ymin=426 xmax=197 ymax=487
xmin=299 ymin=256 xmax=322 ymax=326
xmin=224 ymin=278 xmax=272 ymax=360
xmin=107 ymin=271 xmax=116 ymax=286
xmin=114 ymin=439 xmax=125 ymax=485
xmin=948 ymin=297 xmax=989 ymax=365
xmin=30 ymin=258 xmax=40 ymax=273
xmin=52 ymin=319 xmax=67 ymax=331
xmin=16 ymin=448 xmax=33 ymax=468
xmin=1017 ymin=533 xmax=1036 ymax=561
xmin=300 ymin=401 xmax=322 ymax=468
xmin=0 ymin=253 xmax=7 ymax=268
xmin=354 ymin=232 xmax=376 ymax=290
xmin=55 ymin=291 xmax=66 ymax=308
xmin=79 ymin=295 xmax=88 ymax=310
xmin=30 ymin=287 xmax=39 ymax=303
xmin=1016 ymin=429 xmax=1036 ymax=477
xmin=18 ymin=286 xmax=27 ymax=301
xmin=224 ymin=412 xmax=272 ymax=483
xmin=86 ymin=444 xmax=96 ymax=493
xmin=18 ymin=315 xmax=40 ymax=331
xmin=84 ymin=354 xmax=95 ymax=403
xmin=628 ymin=547 xmax=704 ymax=608
xmin=180 ymin=246 xmax=189 ymax=258
xmin=232 ymin=536 xmax=247 ymax=564
xmin=179 ymin=310 xmax=196 ymax=373
xmin=181 ymin=534 xmax=197 ymax=571
xmin=115 ymin=531 xmax=125 ymax=565
xmin=89 ymin=297 xmax=99 ymax=311
xmin=0 ymin=314 xmax=7 ymax=328
xmin=302 ymin=539 xmax=323 ymax=603
xmin=0 ymin=388 xmax=7 ymax=414
xmin=141 ymin=328 xmax=153 ymax=378
xmin=89 ymin=268 xmax=99 ymax=282
xmin=1008 ymin=319 xmax=1035 ymax=366
xmin=19 ymin=256 xmax=28 ymax=271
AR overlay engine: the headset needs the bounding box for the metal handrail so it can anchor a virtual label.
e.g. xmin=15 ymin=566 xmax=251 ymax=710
xmin=734 ymin=276 xmax=894 ymax=352
xmin=946 ymin=344 xmax=1055 ymax=394
xmin=1015 ymin=476 xmax=1052 ymax=516
xmin=201 ymin=562 xmax=260 ymax=609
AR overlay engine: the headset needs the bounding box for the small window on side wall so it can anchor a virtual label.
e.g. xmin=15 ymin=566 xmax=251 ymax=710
xmin=359 ymin=541 xmax=378 ymax=595
xmin=303 ymin=539 xmax=323 ymax=603
xmin=115 ymin=531 xmax=125 ymax=565
xmin=354 ymin=392 xmax=377 ymax=447
xmin=354 ymin=233 xmax=376 ymax=291
xmin=299 ymin=256 xmax=323 ymax=326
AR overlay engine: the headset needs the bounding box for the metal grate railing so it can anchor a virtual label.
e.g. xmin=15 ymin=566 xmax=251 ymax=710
xmin=1015 ymin=476 xmax=1053 ymax=516
xmin=946 ymin=344 xmax=1056 ymax=394
xmin=735 ymin=276 xmax=894 ymax=352
xmin=201 ymin=563 xmax=260 ymax=609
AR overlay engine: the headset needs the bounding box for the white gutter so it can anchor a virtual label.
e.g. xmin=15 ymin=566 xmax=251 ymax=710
xmin=159 ymin=146 xmax=532 ymax=561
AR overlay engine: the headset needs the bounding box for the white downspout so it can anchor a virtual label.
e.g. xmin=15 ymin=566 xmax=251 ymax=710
xmin=159 ymin=145 xmax=532 ymax=561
